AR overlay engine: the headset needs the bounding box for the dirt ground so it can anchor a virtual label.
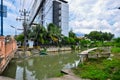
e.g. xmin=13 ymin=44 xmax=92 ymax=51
xmin=48 ymin=74 xmax=89 ymax=80
xmin=48 ymin=69 xmax=89 ymax=80
xmin=0 ymin=76 xmax=14 ymax=80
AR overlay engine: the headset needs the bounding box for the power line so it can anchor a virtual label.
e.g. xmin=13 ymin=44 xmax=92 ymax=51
xmin=11 ymin=0 xmax=20 ymax=15
xmin=20 ymin=0 xmax=22 ymax=10
xmin=35 ymin=0 xmax=53 ymax=23
xmin=26 ymin=0 xmax=33 ymax=12
xmin=22 ymin=0 xmax=25 ymax=10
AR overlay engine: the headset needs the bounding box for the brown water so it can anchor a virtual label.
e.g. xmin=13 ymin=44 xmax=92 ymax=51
xmin=2 ymin=51 xmax=80 ymax=80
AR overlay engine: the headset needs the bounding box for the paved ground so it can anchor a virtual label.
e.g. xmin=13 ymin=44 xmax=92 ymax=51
xmin=0 ymin=76 xmax=14 ymax=80
xmin=48 ymin=74 xmax=89 ymax=80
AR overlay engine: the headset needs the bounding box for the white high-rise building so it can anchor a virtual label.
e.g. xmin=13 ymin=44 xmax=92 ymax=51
xmin=29 ymin=0 xmax=69 ymax=36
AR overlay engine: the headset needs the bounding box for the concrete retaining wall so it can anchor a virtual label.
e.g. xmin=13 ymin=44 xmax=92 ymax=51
xmin=0 ymin=36 xmax=17 ymax=74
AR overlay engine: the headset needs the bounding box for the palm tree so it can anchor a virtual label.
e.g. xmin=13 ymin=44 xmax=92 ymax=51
xmin=27 ymin=23 xmax=62 ymax=46
xmin=47 ymin=23 xmax=62 ymax=45
xmin=27 ymin=24 xmax=47 ymax=46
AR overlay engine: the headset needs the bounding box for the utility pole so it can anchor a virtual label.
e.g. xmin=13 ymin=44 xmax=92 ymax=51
xmin=16 ymin=9 xmax=29 ymax=54
xmin=1 ymin=0 xmax=3 ymax=36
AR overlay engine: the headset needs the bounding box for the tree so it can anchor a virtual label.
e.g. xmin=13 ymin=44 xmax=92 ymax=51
xmin=47 ymin=23 xmax=62 ymax=45
xmin=15 ymin=33 xmax=24 ymax=43
xmin=85 ymin=31 xmax=114 ymax=41
xmin=80 ymin=39 xmax=90 ymax=48
xmin=69 ymin=30 xmax=76 ymax=38
xmin=27 ymin=24 xmax=47 ymax=45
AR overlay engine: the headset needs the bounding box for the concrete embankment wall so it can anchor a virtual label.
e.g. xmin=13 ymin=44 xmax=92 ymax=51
xmin=0 ymin=36 xmax=17 ymax=74
xmin=46 ymin=47 xmax=71 ymax=52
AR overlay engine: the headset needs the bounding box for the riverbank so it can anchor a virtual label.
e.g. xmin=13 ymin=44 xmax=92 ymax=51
xmin=48 ymin=69 xmax=89 ymax=80
xmin=17 ymin=46 xmax=71 ymax=52
xmin=73 ymin=47 xmax=120 ymax=80
xmin=15 ymin=47 xmax=72 ymax=58
xmin=0 ymin=76 xmax=14 ymax=80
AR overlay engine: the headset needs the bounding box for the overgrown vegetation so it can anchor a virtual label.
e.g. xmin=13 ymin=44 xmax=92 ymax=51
xmin=111 ymin=47 xmax=120 ymax=53
xmin=73 ymin=47 xmax=120 ymax=80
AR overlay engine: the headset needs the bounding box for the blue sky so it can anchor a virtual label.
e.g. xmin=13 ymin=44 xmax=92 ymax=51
xmin=1 ymin=0 xmax=120 ymax=37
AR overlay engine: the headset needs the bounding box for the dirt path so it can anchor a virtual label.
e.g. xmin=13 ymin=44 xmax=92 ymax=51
xmin=47 ymin=69 xmax=89 ymax=80
xmin=48 ymin=74 xmax=90 ymax=80
xmin=0 ymin=76 xmax=14 ymax=80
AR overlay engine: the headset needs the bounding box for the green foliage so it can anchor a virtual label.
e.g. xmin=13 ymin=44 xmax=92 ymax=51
xmin=15 ymin=34 xmax=24 ymax=43
xmin=27 ymin=23 xmax=62 ymax=45
xmin=80 ymin=39 xmax=90 ymax=48
xmin=73 ymin=52 xmax=120 ymax=80
xmin=62 ymin=36 xmax=69 ymax=45
xmin=69 ymin=30 xmax=76 ymax=38
xmin=113 ymin=37 xmax=120 ymax=43
xmin=103 ymin=41 xmax=114 ymax=47
xmin=111 ymin=47 xmax=120 ymax=53
xmin=85 ymin=31 xmax=114 ymax=41
xmin=47 ymin=23 xmax=61 ymax=36
xmin=62 ymin=36 xmax=76 ymax=45
xmin=71 ymin=45 xmax=76 ymax=50
xmin=103 ymin=59 xmax=120 ymax=80
xmin=113 ymin=37 xmax=120 ymax=47
xmin=80 ymin=66 xmax=108 ymax=80
xmin=69 ymin=37 xmax=76 ymax=44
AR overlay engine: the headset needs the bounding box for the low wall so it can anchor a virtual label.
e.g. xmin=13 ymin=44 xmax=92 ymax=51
xmin=46 ymin=47 xmax=71 ymax=52
xmin=0 ymin=36 xmax=17 ymax=74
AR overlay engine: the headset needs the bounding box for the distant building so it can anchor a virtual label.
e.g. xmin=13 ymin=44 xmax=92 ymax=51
xmin=29 ymin=0 xmax=69 ymax=36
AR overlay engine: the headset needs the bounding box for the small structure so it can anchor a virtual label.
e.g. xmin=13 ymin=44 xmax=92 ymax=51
xmin=78 ymin=48 xmax=97 ymax=63
xmin=28 ymin=40 xmax=34 ymax=48
xmin=78 ymin=47 xmax=111 ymax=64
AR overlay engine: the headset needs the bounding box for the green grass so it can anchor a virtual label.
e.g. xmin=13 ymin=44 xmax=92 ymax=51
xmin=73 ymin=50 xmax=120 ymax=80
xmin=111 ymin=47 xmax=120 ymax=53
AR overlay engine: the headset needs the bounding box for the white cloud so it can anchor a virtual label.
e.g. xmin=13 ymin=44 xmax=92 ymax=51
xmin=67 ymin=0 xmax=120 ymax=37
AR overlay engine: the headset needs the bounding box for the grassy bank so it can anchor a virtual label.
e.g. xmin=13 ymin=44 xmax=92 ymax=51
xmin=111 ymin=47 xmax=120 ymax=53
xmin=73 ymin=47 xmax=120 ymax=80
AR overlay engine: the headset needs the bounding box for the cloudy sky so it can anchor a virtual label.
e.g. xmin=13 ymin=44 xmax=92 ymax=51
xmin=1 ymin=0 xmax=120 ymax=37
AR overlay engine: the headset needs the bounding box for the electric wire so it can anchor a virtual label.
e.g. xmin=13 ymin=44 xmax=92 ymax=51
xmin=26 ymin=0 xmax=34 ymax=12
xmin=22 ymin=0 xmax=25 ymax=10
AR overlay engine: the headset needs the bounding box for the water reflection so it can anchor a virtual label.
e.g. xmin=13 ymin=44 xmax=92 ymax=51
xmin=16 ymin=66 xmax=36 ymax=80
xmin=63 ymin=59 xmax=80 ymax=69
xmin=2 ymin=51 xmax=80 ymax=80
